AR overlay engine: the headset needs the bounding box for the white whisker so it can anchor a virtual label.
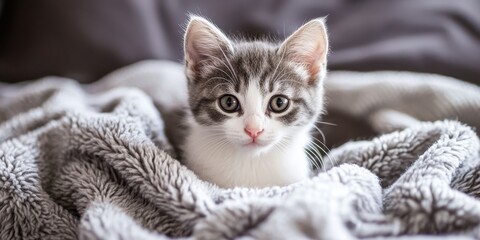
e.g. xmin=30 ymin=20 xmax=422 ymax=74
xmin=315 ymin=120 xmax=337 ymax=126
xmin=312 ymin=125 xmax=326 ymax=143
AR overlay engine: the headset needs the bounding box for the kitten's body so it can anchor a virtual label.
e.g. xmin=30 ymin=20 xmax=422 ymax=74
xmin=182 ymin=17 xmax=328 ymax=188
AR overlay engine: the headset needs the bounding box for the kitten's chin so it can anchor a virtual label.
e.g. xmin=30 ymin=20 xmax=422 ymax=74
xmin=244 ymin=141 xmax=268 ymax=149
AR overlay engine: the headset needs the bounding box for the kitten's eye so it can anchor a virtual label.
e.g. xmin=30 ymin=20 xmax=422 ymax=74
xmin=219 ymin=95 xmax=240 ymax=113
xmin=269 ymin=95 xmax=290 ymax=113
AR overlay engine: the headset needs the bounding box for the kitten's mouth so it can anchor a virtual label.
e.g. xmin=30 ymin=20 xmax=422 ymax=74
xmin=245 ymin=140 xmax=268 ymax=148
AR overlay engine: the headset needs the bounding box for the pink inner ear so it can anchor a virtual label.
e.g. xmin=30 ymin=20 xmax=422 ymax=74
xmin=293 ymin=42 xmax=324 ymax=83
xmin=185 ymin=38 xmax=214 ymax=75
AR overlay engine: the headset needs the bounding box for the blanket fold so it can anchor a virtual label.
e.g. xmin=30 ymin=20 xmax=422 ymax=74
xmin=1 ymin=61 xmax=480 ymax=239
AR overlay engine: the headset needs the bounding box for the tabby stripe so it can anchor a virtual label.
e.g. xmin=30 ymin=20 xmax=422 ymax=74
xmin=279 ymin=107 xmax=299 ymax=124
xmin=292 ymin=98 xmax=315 ymax=116
xmin=192 ymin=97 xmax=217 ymax=116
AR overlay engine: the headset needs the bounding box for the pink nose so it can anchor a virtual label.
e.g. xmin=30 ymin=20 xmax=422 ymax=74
xmin=244 ymin=128 xmax=264 ymax=138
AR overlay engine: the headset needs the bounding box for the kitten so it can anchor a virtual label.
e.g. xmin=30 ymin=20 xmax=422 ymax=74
xmin=182 ymin=16 xmax=329 ymax=188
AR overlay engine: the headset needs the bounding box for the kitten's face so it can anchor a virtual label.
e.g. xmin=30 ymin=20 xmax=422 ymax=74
xmin=184 ymin=16 xmax=328 ymax=154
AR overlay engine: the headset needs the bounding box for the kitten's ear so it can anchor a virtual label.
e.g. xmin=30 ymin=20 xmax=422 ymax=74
xmin=184 ymin=15 xmax=233 ymax=81
xmin=279 ymin=18 xmax=329 ymax=84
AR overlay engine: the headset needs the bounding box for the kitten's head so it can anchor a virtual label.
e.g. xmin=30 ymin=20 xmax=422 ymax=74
xmin=184 ymin=16 xmax=328 ymax=154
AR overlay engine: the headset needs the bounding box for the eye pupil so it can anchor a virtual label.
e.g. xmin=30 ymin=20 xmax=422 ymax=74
xmin=276 ymin=98 xmax=284 ymax=107
xmin=226 ymin=97 xmax=233 ymax=107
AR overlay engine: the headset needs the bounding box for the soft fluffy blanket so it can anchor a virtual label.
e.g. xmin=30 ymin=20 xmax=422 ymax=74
xmin=1 ymin=61 xmax=480 ymax=240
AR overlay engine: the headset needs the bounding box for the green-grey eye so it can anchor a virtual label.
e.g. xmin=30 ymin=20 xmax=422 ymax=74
xmin=269 ymin=95 xmax=290 ymax=113
xmin=219 ymin=95 xmax=240 ymax=113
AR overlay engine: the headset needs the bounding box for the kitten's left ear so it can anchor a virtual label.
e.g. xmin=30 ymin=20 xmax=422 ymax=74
xmin=279 ymin=18 xmax=329 ymax=84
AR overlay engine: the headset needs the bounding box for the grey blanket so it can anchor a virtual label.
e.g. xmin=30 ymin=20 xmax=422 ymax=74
xmin=1 ymin=61 xmax=480 ymax=239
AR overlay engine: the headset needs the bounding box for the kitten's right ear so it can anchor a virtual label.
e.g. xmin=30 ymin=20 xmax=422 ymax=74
xmin=184 ymin=15 xmax=233 ymax=81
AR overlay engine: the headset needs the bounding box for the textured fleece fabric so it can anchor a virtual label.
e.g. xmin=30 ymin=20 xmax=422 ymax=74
xmin=1 ymin=61 xmax=480 ymax=239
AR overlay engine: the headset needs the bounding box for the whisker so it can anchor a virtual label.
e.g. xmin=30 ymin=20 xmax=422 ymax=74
xmin=315 ymin=120 xmax=338 ymax=127
xmin=203 ymin=76 xmax=235 ymax=86
xmin=305 ymin=148 xmax=323 ymax=172
xmin=281 ymin=135 xmax=324 ymax=173
xmin=198 ymin=53 xmax=237 ymax=83
xmin=211 ymin=82 xmax=232 ymax=92
xmin=213 ymin=41 xmax=240 ymax=85
xmin=311 ymin=137 xmax=338 ymax=170
xmin=312 ymin=125 xmax=326 ymax=144
xmin=306 ymin=143 xmax=323 ymax=171
xmin=270 ymin=47 xmax=287 ymax=83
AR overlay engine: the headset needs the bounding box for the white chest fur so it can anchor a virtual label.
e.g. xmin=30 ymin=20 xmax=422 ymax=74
xmin=183 ymin=123 xmax=311 ymax=188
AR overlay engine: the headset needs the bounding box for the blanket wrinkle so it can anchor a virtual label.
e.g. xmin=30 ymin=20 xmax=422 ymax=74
xmin=1 ymin=61 xmax=480 ymax=239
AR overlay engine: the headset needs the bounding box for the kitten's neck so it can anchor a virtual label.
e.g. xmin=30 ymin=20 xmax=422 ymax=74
xmin=183 ymin=122 xmax=312 ymax=188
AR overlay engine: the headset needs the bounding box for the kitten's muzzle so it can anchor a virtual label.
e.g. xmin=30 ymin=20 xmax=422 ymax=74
xmin=244 ymin=114 xmax=264 ymax=140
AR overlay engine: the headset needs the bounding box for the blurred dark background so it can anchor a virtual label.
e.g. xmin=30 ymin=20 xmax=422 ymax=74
xmin=0 ymin=0 xmax=479 ymax=84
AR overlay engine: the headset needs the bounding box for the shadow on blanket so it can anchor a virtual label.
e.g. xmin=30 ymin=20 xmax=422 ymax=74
xmin=1 ymin=61 xmax=480 ymax=239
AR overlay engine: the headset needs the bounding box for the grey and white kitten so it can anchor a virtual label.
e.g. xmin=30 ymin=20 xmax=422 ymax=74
xmin=182 ymin=16 xmax=329 ymax=188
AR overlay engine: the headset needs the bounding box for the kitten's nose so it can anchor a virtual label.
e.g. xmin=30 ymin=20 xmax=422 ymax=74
xmin=244 ymin=114 xmax=264 ymax=139
xmin=244 ymin=127 xmax=264 ymax=139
